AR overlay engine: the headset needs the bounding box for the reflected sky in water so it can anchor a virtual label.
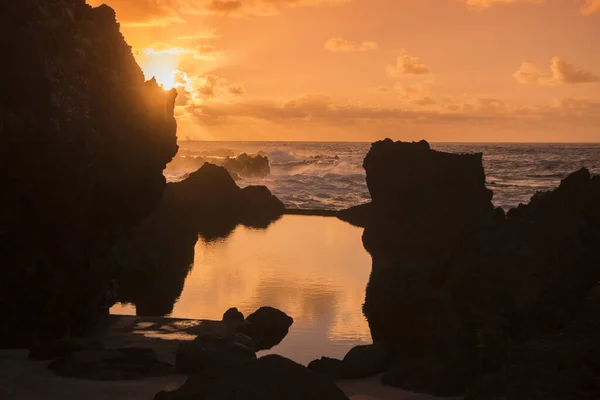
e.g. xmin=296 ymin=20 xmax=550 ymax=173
xmin=112 ymin=215 xmax=373 ymax=365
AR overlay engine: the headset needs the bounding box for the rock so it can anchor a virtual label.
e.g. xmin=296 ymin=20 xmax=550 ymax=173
xmin=155 ymin=354 xmax=349 ymax=400
xmin=341 ymin=343 xmax=391 ymax=379
xmin=0 ymin=0 xmax=178 ymax=346
xmin=239 ymin=186 xmax=285 ymax=228
xmin=360 ymin=139 xmax=491 ymax=395
xmin=307 ymin=357 xmax=344 ymax=380
xmin=49 ymin=347 xmax=173 ymax=380
xmin=337 ymin=203 xmax=372 ymax=228
xmin=175 ymin=336 xmax=256 ymax=374
xmin=466 ymin=286 xmax=600 ymax=400
xmin=222 ymin=307 xmax=245 ymax=325
xmin=241 ymin=307 xmax=294 ymax=351
xmin=223 ymin=153 xmax=270 ymax=178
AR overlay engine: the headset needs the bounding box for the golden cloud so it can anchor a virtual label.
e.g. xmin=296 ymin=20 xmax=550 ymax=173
xmin=324 ymin=37 xmax=379 ymax=52
xmin=581 ymin=0 xmax=600 ymax=15
xmin=514 ymin=57 xmax=600 ymax=85
xmin=387 ymin=53 xmax=431 ymax=77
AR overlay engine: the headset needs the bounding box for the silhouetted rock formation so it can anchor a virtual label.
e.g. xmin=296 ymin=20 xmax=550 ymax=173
xmin=176 ymin=336 xmax=256 ymax=374
xmin=223 ymin=153 xmax=271 ymax=178
xmin=308 ymin=343 xmax=391 ymax=380
xmin=0 ymin=0 xmax=177 ymax=346
xmin=361 ymin=139 xmax=493 ymax=396
xmin=156 ymin=355 xmax=349 ymax=400
xmin=111 ymin=164 xmax=284 ymax=316
xmin=358 ymin=139 xmax=600 ymax=396
xmin=240 ymin=307 xmax=294 ymax=351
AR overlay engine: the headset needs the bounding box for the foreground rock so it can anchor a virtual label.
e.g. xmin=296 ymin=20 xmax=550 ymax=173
xmin=49 ymin=347 xmax=173 ymax=380
xmin=337 ymin=203 xmax=372 ymax=228
xmin=240 ymin=307 xmax=294 ymax=351
xmin=156 ymin=355 xmax=349 ymax=400
xmin=359 ymin=139 xmax=600 ymax=396
xmin=175 ymin=336 xmax=256 ymax=374
xmin=308 ymin=343 xmax=390 ymax=380
xmin=0 ymin=0 xmax=177 ymax=346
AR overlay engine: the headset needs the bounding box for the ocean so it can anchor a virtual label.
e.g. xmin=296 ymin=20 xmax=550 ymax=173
xmin=167 ymin=141 xmax=600 ymax=210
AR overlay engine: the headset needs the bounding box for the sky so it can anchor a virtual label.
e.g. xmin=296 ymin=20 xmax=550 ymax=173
xmin=88 ymin=0 xmax=600 ymax=142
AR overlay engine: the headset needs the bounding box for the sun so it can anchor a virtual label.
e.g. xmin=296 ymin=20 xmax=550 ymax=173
xmin=136 ymin=47 xmax=186 ymax=91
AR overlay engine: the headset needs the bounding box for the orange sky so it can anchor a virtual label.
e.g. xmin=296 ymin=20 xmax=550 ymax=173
xmin=89 ymin=0 xmax=600 ymax=142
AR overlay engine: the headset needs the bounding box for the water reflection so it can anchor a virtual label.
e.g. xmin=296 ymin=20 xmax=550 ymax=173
xmin=112 ymin=216 xmax=372 ymax=364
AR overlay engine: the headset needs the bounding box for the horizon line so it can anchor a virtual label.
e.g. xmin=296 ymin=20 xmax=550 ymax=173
xmin=178 ymin=139 xmax=600 ymax=144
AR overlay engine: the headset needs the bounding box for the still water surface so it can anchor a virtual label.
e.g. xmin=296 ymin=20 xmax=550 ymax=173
xmin=111 ymin=215 xmax=372 ymax=365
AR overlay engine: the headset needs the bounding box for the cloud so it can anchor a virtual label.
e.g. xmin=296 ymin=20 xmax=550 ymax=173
xmin=387 ymin=53 xmax=431 ymax=76
xmin=178 ymin=0 xmax=353 ymax=17
xmin=514 ymin=57 xmax=599 ymax=85
xmin=550 ymin=57 xmax=600 ymax=84
xmin=176 ymin=28 xmax=219 ymax=41
xmin=324 ymin=37 xmax=379 ymax=52
xmin=461 ymin=0 xmax=544 ymax=10
xmin=581 ymin=0 xmax=600 ymax=14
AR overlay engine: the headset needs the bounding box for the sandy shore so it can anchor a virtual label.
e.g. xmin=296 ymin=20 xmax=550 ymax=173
xmin=0 ymin=316 xmax=457 ymax=400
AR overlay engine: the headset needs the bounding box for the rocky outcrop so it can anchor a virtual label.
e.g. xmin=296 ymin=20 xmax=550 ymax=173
xmin=111 ymin=165 xmax=285 ymax=316
xmin=359 ymin=139 xmax=600 ymax=396
xmin=223 ymin=153 xmax=270 ymax=178
xmin=240 ymin=307 xmax=294 ymax=351
xmin=337 ymin=203 xmax=371 ymax=228
xmin=156 ymin=355 xmax=349 ymax=400
xmin=361 ymin=139 xmax=493 ymax=396
xmin=0 ymin=0 xmax=177 ymax=346
xmin=308 ymin=343 xmax=391 ymax=380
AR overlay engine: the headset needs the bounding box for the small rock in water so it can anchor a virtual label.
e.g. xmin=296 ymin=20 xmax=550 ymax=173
xmin=307 ymin=357 xmax=345 ymax=380
xmin=341 ymin=343 xmax=391 ymax=379
xmin=222 ymin=307 xmax=245 ymax=325
xmin=240 ymin=306 xmax=294 ymax=351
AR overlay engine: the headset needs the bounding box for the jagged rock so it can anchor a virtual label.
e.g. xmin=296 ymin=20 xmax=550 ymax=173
xmin=0 ymin=0 xmax=177 ymax=346
xmin=155 ymin=355 xmax=349 ymax=400
xmin=307 ymin=357 xmax=344 ymax=380
xmin=223 ymin=153 xmax=270 ymax=178
xmin=175 ymin=336 xmax=256 ymax=374
xmin=337 ymin=203 xmax=371 ymax=228
xmin=241 ymin=307 xmax=294 ymax=351
xmin=49 ymin=347 xmax=173 ymax=380
xmin=341 ymin=343 xmax=391 ymax=379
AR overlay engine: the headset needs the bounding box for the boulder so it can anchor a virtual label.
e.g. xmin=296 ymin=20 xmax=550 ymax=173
xmin=241 ymin=307 xmax=294 ymax=351
xmin=239 ymin=186 xmax=285 ymax=228
xmin=175 ymin=336 xmax=256 ymax=374
xmin=49 ymin=347 xmax=173 ymax=380
xmin=155 ymin=355 xmax=349 ymax=400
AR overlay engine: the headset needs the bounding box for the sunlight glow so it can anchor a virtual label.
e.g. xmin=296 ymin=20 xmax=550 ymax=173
xmin=137 ymin=47 xmax=194 ymax=91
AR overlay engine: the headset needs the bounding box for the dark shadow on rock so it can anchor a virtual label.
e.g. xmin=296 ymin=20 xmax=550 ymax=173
xmin=337 ymin=202 xmax=372 ymax=228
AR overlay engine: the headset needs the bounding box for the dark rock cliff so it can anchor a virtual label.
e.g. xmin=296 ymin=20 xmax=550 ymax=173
xmin=0 ymin=0 xmax=178 ymax=346
xmin=358 ymin=139 xmax=600 ymax=396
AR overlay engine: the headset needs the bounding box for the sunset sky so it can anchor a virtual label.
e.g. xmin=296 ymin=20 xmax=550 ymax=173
xmin=89 ymin=0 xmax=600 ymax=142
